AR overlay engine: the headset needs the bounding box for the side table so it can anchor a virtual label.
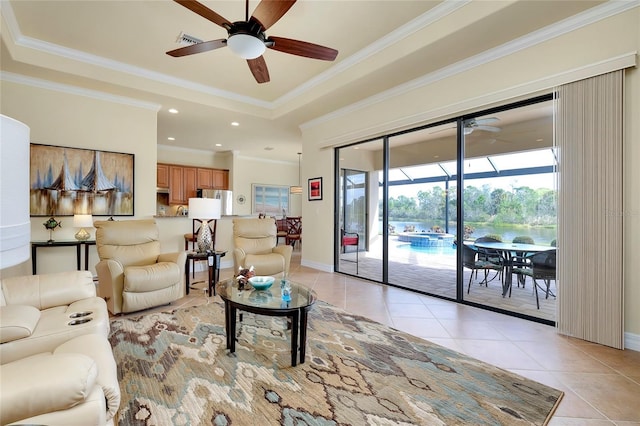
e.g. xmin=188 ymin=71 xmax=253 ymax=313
xmin=31 ymin=240 xmax=96 ymax=274
xmin=185 ymin=251 xmax=226 ymax=297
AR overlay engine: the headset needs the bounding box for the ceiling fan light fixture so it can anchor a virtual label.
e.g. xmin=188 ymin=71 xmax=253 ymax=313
xmin=227 ymin=33 xmax=265 ymax=59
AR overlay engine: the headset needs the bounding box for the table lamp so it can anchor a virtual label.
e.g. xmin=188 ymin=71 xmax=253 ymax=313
xmin=0 ymin=115 xmax=31 ymax=269
xmin=188 ymin=198 xmax=221 ymax=253
xmin=73 ymin=214 xmax=93 ymax=241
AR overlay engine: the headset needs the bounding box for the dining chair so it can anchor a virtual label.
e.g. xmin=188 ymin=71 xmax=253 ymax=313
xmin=340 ymin=228 xmax=359 ymax=273
xmin=512 ymin=249 xmax=556 ymax=309
xmin=474 ymin=236 xmax=504 ymax=280
xmin=463 ymin=244 xmax=503 ymax=294
xmin=275 ymin=218 xmax=288 ymax=245
xmin=285 ymin=216 xmax=302 ymax=248
xmin=512 ymin=236 xmax=535 ymax=287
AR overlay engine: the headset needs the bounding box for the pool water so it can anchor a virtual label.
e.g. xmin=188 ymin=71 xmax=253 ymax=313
xmin=395 ymin=243 xmax=456 ymax=256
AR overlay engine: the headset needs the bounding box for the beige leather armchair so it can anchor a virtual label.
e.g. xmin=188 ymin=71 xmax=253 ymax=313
xmin=233 ymin=218 xmax=293 ymax=276
xmin=0 ymin=271 xmax=119 ymax=425
xmin=94 ymin=219 xmax=186 ymax=314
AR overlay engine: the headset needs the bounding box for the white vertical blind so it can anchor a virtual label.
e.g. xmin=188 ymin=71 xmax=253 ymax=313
xmin=555 ymin=70 xmax=624 ymax=349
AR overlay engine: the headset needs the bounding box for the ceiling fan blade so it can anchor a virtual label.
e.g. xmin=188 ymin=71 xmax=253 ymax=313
xmin=247 ymin=56 xmax=270 ymax=84
xmin=250 ymin=0 xmax=296 ymax=31
xmin=166 ymin=39 xmax=227 ymax=57
xmin=475 ymin=125 xmax=501 ymax=133
xmin=475 ymin=117 xmax=500 ymax=125
xmin=268 ymin=36 xmax=338 ymax=61
xmin=174 ymin=0 xmax=231 ymax=29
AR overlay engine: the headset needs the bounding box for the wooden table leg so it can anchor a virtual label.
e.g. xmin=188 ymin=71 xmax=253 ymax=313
xmin=290 ymin=309 xmax=300 ymax=366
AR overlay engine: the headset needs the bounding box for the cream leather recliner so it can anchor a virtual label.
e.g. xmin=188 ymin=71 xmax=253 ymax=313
xmin=0 ymin=271 xmax=119 ymax=425
xmin=233 ymin=218 xmax=293 ymax=276
xmin=94 ymin=219 xmax=186 ymax=314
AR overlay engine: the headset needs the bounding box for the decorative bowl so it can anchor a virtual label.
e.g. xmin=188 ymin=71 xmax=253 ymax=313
xmin=248 ymin=276 xmax=275 ymax=291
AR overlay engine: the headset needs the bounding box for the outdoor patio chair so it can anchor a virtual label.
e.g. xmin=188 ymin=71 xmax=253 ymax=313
xmin=512 ymin=249 xmax=556 ymax=309
xmin=463 ymin=244 xmax=503 ymax=294
xmin=512 ymin=236 xmax=535 ymax=287
xmin=340 ymin=228 xmax=359 ymax=273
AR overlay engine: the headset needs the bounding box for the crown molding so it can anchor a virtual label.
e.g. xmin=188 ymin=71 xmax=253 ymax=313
xmin=301 ymin=0 xmax=639 ymax=130
xmin=0 ymin=71 xmax=161 ymax=111
xmin=1 ymin=0 xmax=468 ymax=112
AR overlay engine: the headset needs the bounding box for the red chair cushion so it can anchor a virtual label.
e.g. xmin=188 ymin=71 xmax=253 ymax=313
xmin=342 ymin=237 xmax=358 ymax=246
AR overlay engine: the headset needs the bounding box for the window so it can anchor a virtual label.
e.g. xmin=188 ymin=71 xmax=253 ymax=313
xmin=252 ymin=184 xmax=290 ymax=215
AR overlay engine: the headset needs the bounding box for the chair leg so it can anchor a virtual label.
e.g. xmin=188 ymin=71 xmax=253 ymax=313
xmin=532 ymin=278 xmax=540 ymax=309
xmin=467 ymin=271 xmax=474 ymax=294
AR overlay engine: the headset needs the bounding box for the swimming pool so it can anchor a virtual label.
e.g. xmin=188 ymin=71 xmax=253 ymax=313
xmin=395 ymin=242 xmax=456 ymax=255
xmin=397 ymin=232 xmax=455 ymax=247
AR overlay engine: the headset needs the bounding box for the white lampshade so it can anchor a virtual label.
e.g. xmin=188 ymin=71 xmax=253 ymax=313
xmin=0 ymin=115 xmax=31 ymax=269
xmin=73 ymin=214 xmax=94 ymax=228
xmin=188 ymin=198 xmax=221 ymax=220
xmin=227 ymin=34 xmax=266 ymax=59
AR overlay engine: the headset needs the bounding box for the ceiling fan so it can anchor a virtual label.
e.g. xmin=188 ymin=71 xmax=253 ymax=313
xmin=429 ymin=117 xmax=501 ymax=136
xmin=166 ymin=0 xmax=339 ymax=84
xmin=463 ymin=117 xmax=501 ymax=135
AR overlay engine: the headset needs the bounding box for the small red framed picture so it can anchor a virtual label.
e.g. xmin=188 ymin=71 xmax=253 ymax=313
xmin=308 ymin=177 xmax=322 ymax=201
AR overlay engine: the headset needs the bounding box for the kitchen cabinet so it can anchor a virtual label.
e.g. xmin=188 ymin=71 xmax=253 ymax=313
xmin=157 ymin=164 xmax=169 ymax=188
xmin=168 ymin=166 xmax=185 ymax=205
xmin=197 ymin=168 xmax=213 ymax=189
xmin=213 ymin=170 xmax=228 ymax=189
xmin=184 ymin=167 xmax=197 ymax=201
xmin=161 ymin=163 xmax=229 ymax=205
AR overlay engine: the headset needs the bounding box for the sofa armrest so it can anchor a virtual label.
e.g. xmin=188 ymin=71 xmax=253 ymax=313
xmin=95 ymin=259 xmax=124 ymax=314
xmin=0 ymin=352 xmax=98 ymax=426
xmin=55 ymin=334 xmax=121 ymax=421
xmin=0 ymin=305 xmax=41 ymax=343
xmin=233 ymin=248 xmax=248 ymax=273
xmin=272 ymin=245 xmax=293 ymax=276
xmin=1 ymin=271 xmax=95 ymax=310
xmin=158 ymin=251 xmax=187 ymax=282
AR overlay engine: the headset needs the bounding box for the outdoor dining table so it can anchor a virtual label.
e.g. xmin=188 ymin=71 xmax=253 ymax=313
xmin=472 ymin=241 xmax=555 ymax=297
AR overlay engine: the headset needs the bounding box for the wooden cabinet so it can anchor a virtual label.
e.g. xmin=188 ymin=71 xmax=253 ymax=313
xmin=197 ymin=168 xmax=213 ymax=189
xmin=212 ymin=170 xmax=228 ymax=189
xmin=183 ymin=167 xmax=197 ymax=201
xmin=157 ymin=164 xmax=169 ymax=188
xmin=161 ymin=163 xmax=229 ymax=204
xmin=168 ymin=166 xmax=184 ymax=205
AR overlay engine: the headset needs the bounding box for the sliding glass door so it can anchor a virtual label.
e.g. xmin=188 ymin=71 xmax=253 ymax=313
xmin=335 ymin=95 xmax=556 ymax=324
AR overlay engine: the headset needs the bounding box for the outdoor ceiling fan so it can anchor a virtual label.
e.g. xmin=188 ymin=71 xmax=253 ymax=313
xmin=166 ymin=0 xmax=339 ymax=83
xmin=429 ymin=117 xmax=501 ymax=136
xmin=463 ymin=118 xmax=501 ymax=135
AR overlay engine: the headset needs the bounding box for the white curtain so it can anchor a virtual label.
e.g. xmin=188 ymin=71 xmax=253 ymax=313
xmin=555 ymin=70 xmax=624 ymax=349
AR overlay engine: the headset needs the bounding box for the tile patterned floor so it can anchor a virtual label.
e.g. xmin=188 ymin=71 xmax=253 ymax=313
xmin=129 ymin=251 xmax=640 ymax=425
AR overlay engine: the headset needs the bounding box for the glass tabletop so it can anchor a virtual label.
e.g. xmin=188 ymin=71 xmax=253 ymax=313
xmin=217 ymin=278 xmax=317 ymax=311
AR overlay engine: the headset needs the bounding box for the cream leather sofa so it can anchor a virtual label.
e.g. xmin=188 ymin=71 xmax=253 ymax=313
xmin=0 ymin=271 xmax=120 ymax=425
xmin=233 ymin=218 xmax=293 ymax=276
xmin=95 ymin=219 xmax=186 ymax=314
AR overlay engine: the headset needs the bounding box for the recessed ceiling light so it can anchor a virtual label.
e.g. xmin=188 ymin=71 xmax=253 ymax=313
xmin=167 ymin=137 xmax=175 ymax=141
xmin=215 ymin=143 xmax=222 ymax=147
xmin=231 ymin=121 xmax=240 ymax=126
xmin=353 ymin=147 xmax=359 ymax=150
xmin=168 ymin=108 xmax=179 ymax=114
xmin=536 ymin=138 xmax=544 ymax=142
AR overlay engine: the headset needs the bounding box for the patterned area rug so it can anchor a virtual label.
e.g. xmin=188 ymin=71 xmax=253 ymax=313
xmin=109 ymin=301 xmax=563 ymax=425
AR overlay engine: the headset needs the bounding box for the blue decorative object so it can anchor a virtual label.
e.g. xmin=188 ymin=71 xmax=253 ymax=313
xmin=248 ymin=276 xmax=275 ymax=291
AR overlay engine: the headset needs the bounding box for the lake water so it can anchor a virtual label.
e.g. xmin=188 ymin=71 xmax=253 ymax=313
xmin=381 ymin=221 xmax=557 ymax=246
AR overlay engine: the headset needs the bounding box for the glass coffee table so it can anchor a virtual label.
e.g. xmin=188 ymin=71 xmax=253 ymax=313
xmin=216 ymin=278 xmax=317 ymax=366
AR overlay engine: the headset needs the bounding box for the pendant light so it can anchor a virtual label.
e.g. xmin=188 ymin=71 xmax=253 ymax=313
xmin=290 ymin=152 xmax=303 ymax=194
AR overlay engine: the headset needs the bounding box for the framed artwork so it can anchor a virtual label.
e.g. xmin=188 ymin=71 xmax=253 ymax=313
xmin=30 ymin=144 xmax=134 ymax=216
xmin=308 ymin=177 xmax=323 ymax=201
xmin=252 ymin=184 xmax=290 ymax=215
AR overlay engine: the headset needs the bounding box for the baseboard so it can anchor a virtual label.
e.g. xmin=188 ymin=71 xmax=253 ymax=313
xmin=625 ymin=331 xmax=640 ymax=351
xmin=301 ymin=259 xmax=333 ymax=273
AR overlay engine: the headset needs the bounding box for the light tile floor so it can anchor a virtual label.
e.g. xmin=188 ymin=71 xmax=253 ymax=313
xmin=148 ymin=250 xmax=640 ymax=425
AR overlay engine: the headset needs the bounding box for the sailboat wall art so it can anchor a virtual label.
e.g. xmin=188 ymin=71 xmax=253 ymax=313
xmin=30 ymin=144 xmax=134 ymax=216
